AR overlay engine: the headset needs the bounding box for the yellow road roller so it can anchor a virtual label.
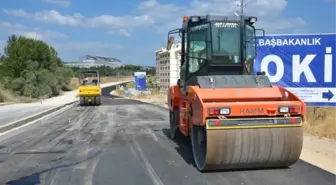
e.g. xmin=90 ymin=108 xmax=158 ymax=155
xmin=78 ymin=70 xmax=101 ymax=106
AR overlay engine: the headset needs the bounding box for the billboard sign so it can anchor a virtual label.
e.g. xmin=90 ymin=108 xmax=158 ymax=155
xmin=254 ymin=33 xmax=336 ymax=106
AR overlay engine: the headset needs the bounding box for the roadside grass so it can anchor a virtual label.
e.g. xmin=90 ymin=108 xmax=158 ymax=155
xmin=0 ymin=83 xmax=36 ymax=103
xmin=304 ymin=107 xmax=336 ymax=139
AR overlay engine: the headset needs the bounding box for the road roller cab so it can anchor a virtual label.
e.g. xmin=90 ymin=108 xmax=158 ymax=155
xmin=166 ymin=14 xmax=306 ymax=172
xmin=78 ymin=70 xmax=102 ymax=106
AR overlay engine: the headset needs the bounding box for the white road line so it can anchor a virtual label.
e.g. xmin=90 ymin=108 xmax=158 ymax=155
xmin=84 ymin=157 xmax=100 ymax=185
xmin=146 ymin=127 xmax=159 ymax=141
xmin=131 ymin=137 xmax=164 ymax=185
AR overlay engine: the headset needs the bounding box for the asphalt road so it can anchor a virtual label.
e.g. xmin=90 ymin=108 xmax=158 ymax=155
xmin=0 ymin=86 xmax=334 ymax=185
xmin=0 ymin=81 xmax=129 ymax=126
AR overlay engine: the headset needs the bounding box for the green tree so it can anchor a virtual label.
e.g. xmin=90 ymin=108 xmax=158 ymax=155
xmin=0 ymin=35 xmax=74 ymax=99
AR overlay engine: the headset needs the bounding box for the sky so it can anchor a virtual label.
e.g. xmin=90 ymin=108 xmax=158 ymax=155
xmin=0 ymin=0 xmax=335 ymax=66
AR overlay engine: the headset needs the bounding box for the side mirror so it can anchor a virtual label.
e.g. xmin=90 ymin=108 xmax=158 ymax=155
xmin=255 ymin=29 xmax=265 ymax=37
xmin=167 ymin=36 xmax=174 ymax=50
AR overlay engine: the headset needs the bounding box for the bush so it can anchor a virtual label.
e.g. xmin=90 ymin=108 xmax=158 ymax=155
xmin=125 ymin=81 xmax=135 ymax=89
xmin=0 ymin=35 xmax=74 ymax=100
xmin=0 ymin=91 xmax=4 ymax=102
xmin=55 ymin=66 xmax=74 ymax=91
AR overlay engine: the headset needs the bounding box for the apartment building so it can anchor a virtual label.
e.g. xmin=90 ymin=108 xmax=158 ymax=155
xmin=155 ymin=43 xmax=181 ymax=91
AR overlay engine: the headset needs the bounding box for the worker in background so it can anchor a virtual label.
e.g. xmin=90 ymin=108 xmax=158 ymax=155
xmin=82 ymin=76 xmax=88 ymax=85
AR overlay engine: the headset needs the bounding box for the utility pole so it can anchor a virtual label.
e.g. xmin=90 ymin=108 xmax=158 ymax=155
xmin=235 ymin=0 xmax=246 ymax=25
xmin=240 ymin=0 xmax=244 ymax=16
xmin=239 ymin=0 xmax=245 ymax=24
xmin=236 ymin=0 xmax=246 ymax=16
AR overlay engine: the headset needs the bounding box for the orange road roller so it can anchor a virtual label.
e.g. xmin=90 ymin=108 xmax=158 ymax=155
xmin=166 ymin=14 xmax=306 ymax=172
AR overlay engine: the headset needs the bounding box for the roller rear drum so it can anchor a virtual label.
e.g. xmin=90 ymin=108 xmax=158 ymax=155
xmin=190 ymin=125 xmax=303 ymax=171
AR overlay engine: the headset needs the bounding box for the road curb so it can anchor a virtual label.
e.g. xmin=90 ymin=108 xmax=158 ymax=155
xmin=0 ymin=102 xmax=15 ymax=106
xmin=0 ymin=100 xmax=78 ymax=133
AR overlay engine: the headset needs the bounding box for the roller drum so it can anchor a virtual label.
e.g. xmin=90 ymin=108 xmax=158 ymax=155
xmin=191 ymin=125 xmax=303 ymax=171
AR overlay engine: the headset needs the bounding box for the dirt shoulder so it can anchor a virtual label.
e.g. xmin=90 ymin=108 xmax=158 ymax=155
xmin=68 ymin=76 xmax=132 ymax=90
xmin=301 ymin=134 xmax=336 ymax=174
xmin=111 ymin=90 xmax=336 ymax=174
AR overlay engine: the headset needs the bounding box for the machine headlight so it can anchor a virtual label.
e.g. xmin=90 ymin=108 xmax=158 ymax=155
xmin=220 ymin=108 xmax=230 ymax=115
xmin=279 ymin=106 xmax=289 ymax=113
xmin=279 ymin=106 xmax=299 ymax=113
xmin=209 ymin=107 xmax=231 ymax=115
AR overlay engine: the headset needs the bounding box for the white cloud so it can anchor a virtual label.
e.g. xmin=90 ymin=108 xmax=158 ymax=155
xmin=0 ymin=21 xmax=24 ymax=29
xmin=3 ymin=9 xmax=83 ymax=27
xmin=108 ymin=29 xmax=131 ymax=37
xmin=0 ymin=21 xmax=67 ymax=41
xmin=3 ymin=9 xmax=153 ymax=29
xmin=85 ymin=14 xmax=154 ymax=29
xmin=53 ymin=42 xmax=123 ymax=51
xmin=12 ymin=30 xmax=67 ymax=40
xmin=3 ymin=9 xmax=29 ymax=17
xmin=136 ymin=0 xmax=288 ymax=22
xmin=41 ymin=0 xmax=71 ymax=8
xmin=17 ymin=31 xmax=44 ymax=40
xmin=3 ymin=0 xmax=308 ymax=34
xmin=138 ymin=0 xmax=296 ymax=32
xmin=256 ymin=17 xmax=307 ymax=33
xmin=42 ymin=29 xmax=68 ymax=38
xmin=137 ymin=0 xmax=183 ymax=20
xmin=118 ymin=29 xmax=131 ymax=37
xmin=35 ymin=10 xmax=83 ymax=26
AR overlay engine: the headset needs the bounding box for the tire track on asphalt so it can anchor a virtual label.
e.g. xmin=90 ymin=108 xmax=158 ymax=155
xmin=0 ymin=106 xmax=94 ymax=184
xmin=45 ymin=106 xmax=100 ymax=185
xmin=83 ymin=105 xmax=129 ymax=185
xmin=47 ymin=105 xmax=122 ymax=185
xmin=114 ymin=104 xmax=186 ymax=185
xmin=1 ymin=96 xmax=334 ymax=185
xmin=0 ymin=108 xmax=84 ymax=183
xmin=88 ymin=104 xmax=168 ymax=185
xmin=0 ymin=106 xmax=92 ymax=154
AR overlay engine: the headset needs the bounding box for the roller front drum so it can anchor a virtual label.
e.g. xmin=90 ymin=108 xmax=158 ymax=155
xmin=191 ymin=125 xmax=303 ymax=171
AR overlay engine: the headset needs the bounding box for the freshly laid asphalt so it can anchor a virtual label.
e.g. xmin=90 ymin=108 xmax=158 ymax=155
xmin=0 ymin=85 xmax=334 ymax=185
